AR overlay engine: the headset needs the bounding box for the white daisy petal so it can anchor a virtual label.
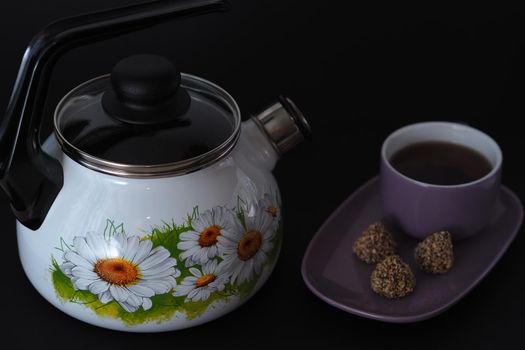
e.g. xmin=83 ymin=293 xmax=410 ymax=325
xmin=172 ymin=290 xmax=185 ymax=297
xmin=196 ymin=249 xmax=209 ymax=264
xmin=72 ymin=277 xmax=92 ymax=290
xmin=110 ymin=285 xmax=129 ymax=302
xmin=73 ymin=237 xmax=97 ymax=264
xmin=131 ymin=240 xmax=153 ymax=264
xmin=173 ymin=268 xmax=181 ymax=278
xmin=139 ymin=280 xmax=171 ymax=294
xmin=220 ymin=253 xmax=236 ymax=266
xmin=184 ymin=258 xmax=196 ymax=268
xmin=229 ymin=220 xmax=245 ymax=239
xmin=217 ymin=234 xmax=237 ymax=247
xmin=71 ymin=266 xmax=99 ymax=280
xmin=229 ymin=261 xmax=244 ymax=284
xmin=69 ymin=277 xmax=79 ymax=290
xmin=187 ymin=288 xmax=200 ymax=300
xmin=189 ymin=267 xmax=202 ymax=278
xmin=262 ymin=241 xmax=273 ymax=253
xmin=251 ymin=214 xmax=265 ymax=232
xmin=207 ymin=245 xmax=218 ymax=259
xmin=202 ymin=211 xmax=214 ymax=224
xmin=180 ymin=232 xmax=200 ymax=241
xmin=254 ymin=250 xmax=267 ymax=266
xmin=115 ymin=232 xmax=127 ymax=254
xmin=182 ymin=276 xmax=198 ymax=285
xmin=60 ymin=262 xmax=75 ymax=276
xmin=173 ymin=285 xmax=194 ymax=296
xmin=203 ymin=260 xmax=217 ymax=274
xmin=200 ymin=289 xmax=211 ymax=301
xmin=125 ymin=291 xmax=142 ymax=308
xmin=60 ymin=261 xmax=75 ymax=269
xmin=140 ymin=263 xmax=177 ymax=277
xmin=86 ymin=231 xmax=108 ymax=260
xmin=243 ymin=216 xmax=256 ymax=231
xmin=166 ymin=276 xmax=178 ymax=288
xmin=142 ymin=267 xmax=178 ymax=279
xmin=123 ymin=236 xmax=140 ymax=261
xmin=119 ymin=300 xmax=138 ymax=313
xmin=191 ymin=220 xmax=206 ymax=233
xmin=209 ymin=207 xmax=219 ymax=222
xmin=142 ymin=298 xmax=152 ymax=311
xmin=239 ymin=260 xmax=254 ymax=283
xmin=261 ymin=214 xmax=274 ymax=233
xmin=148 ymin=257 xmax=177 ymax=271
xmin=177 ymin=240 xmax=198 ymax=250
xmin=98 ymin=290 xmax=113 ymax=304
xmin=88 ymin=280 xmax=110 ymax=294
xmin=217 ymin=243 xmax=236 ymax=255
xmin=216 ymin=261 xmax=230 ymax=274
xmin=262 ymin=228 xmax=274 ymax=240
xmin=64 ymin=251 xmax=92 ymax=269
xmin=138 ymin=247 xmax=171 ymax=270
xmin=194 ymin=290 xmax=205 ymax=302
xmin=127 ymin=284 xmax=155 ymax=297
xmin=180 ymin=246 xmax=200 ymax=261
xmin=254 ymin=260 xmax=266 ymax=276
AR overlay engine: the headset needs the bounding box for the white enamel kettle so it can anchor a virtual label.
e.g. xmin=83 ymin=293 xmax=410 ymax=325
xmin=0 ymin=0 xmax=309 ymax=332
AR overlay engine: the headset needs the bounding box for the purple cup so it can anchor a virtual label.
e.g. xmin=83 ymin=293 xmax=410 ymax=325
xmin=381 ymin=122 xmax=502 ymax=240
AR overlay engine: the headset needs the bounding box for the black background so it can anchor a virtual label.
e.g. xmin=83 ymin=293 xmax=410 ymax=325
xmin=1 ymin=1 xmax=524 ymax=348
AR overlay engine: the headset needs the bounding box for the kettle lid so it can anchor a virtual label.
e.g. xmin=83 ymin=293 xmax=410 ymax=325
xmin=54 ymin=54 xmax=240 ymax=177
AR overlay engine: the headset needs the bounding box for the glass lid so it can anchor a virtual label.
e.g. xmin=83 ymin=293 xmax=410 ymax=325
xmin=54 ymin=55 xmax=241 ymax=177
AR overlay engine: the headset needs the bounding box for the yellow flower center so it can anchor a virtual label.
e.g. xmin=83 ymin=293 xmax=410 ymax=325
xmin=196 ymin=274 xmax=216 ymax=287
xmin=237 ymin=230 xmax=262 ymax=261
xmin=266 ymin=206 xmax=278 ymax=217
xmin=94 ymin=258 xmax=140 ymax=286
xmin=198 ymin=225 xmax=221 ymax=247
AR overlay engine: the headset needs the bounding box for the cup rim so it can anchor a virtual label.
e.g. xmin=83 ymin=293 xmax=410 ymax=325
xmin=381 ymin=121 xmax=503 ymax=189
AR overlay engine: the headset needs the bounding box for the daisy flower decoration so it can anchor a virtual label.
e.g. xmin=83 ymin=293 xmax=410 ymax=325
xmin=218 ymin=205 xmax=275 ymax=284
xmin=258 ymin=192 xmax=281 ymax=231
xmin=173 ymin=260 xmax=229 ymax=302
xmin=61 ymin=231 xmax=180 ymax=313
xmin=178 ymin=206 xmax=235 ymax=266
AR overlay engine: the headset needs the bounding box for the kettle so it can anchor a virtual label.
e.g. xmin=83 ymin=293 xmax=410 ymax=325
xmin=0 ymin=0 xmax=309 ymax=332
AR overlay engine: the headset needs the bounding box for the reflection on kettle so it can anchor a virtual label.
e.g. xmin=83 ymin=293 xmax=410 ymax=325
xmin=0 ymin=0 xmax=309 ymax=332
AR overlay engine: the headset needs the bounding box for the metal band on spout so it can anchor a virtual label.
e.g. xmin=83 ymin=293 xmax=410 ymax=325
xmin=252 ymin=96 xmax=310 ymax=155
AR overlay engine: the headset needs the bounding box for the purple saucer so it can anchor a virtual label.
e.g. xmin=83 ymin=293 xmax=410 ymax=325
xmin=301 ymin=177 xmax=523 ymax=323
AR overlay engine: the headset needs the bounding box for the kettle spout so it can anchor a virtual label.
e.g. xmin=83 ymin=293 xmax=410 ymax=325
xmin=239 ymin=96 xmax=310 ymax=171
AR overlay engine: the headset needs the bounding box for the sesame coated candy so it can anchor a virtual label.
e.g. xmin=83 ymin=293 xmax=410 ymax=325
xmin=353 ymin=222 xmax=397 ymax=264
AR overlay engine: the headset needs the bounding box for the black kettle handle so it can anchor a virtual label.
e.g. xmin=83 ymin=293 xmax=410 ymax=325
xmin=0 ymin=0 xmax=230 ymax=229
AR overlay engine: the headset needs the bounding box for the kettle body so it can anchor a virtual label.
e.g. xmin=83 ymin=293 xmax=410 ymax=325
xmin=18 ymin=115 xmax=287 ymax=332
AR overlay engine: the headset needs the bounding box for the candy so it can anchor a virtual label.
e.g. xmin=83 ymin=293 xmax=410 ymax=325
xmin=371 ymin=255 xmax=416 ymax=299
xmin=352 ymin=222 xmax=397 ymax=264
xmin=415 ymin=231 xmax=454 ymax=274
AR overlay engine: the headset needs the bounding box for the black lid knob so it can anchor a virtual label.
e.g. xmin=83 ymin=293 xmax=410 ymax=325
xmin=102 ymin=54 xmax=190 ymax=125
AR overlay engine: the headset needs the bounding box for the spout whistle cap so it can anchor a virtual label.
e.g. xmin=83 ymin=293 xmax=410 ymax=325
xmin=253 ymin=96 xmax=310 ymax=154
